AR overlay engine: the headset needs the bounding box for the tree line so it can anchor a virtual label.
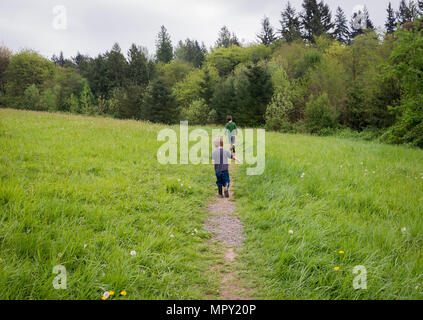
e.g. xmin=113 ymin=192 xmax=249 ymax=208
xmin=0 ymin=0 xmax=422 ymax=147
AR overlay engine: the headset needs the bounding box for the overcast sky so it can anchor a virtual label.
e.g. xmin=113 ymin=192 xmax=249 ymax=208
xmin=0 ymin=0 xmax=402 ymax=60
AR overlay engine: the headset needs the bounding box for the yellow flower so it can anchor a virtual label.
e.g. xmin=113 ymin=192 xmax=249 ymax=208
xmin=339 ymin=251 xmax=344 ymax=254
xmin=121 ymin=290 xmax=127 ymax=296
xmin=334 ymin=267 xmax=340 ymax=271
xmin=101 ymin=296 xmax=108 ymax=300
xmin=109 ymin=290 xmax=114 ymax=295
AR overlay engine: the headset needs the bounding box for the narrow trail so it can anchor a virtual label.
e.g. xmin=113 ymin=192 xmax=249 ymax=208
xmin=204 ymin=170 xmax=251 ymax=300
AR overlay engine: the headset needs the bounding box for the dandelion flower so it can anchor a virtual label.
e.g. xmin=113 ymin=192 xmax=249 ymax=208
xmin=339 ymin=251 xmax=344 ymax=254
xmin=334 ymin=267 xmax=340 ymax=271
xmin=130 ymin=250 xmax=137 ymax=256
xmin=109 ymin=291 xmax=114 ymax=295
xmin=101 ymin=296 xmax=107 ymax=300
xmin=121 ymin=291 xmax=127 ymax=296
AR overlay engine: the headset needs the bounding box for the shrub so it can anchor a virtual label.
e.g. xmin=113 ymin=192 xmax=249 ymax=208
xmin=182 ymin=98 xmax=210 ymax=125
xmin=381 ymin=96 xmax=423 ymax=147
xmin=66 ymin=94 xmax=80 ymax=113
xmin=39 ymin=86 xmax=60 ymax=111
xmin=304 ymin=93 xmax=336 ymax=134
xmin=23 ymin=84 xmax=40 ymax=110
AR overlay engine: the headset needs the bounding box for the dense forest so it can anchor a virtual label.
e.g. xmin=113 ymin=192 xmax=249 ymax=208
xmin=0 ymin=0 xmax=422 ymax=147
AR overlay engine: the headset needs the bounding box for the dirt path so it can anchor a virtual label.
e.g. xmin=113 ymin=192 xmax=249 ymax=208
xmin=204 ymin=173 xmax=251 ymax=300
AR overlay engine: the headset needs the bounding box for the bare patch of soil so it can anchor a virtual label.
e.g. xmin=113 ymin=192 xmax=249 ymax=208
xmin=204 ymin=180 xmax=251 ymax=300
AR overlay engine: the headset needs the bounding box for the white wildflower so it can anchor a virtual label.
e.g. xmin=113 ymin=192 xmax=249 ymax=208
xmin=130 ymin=250 xmax=136 ymax=256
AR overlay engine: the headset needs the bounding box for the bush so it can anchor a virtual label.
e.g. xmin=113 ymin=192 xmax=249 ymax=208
xmin=66 ymin=94 xmax=80 ymax=113
xmin=304 ymin=93 xmax=336 ymax=134
xmin=182 ymin=98 xmax=210 ymax=125
xmin=265 ymin=91 xmax=294 ymax=132
xmin=39 ymin=86 xmax=59 ymax=111
xmin=23 ymin=84 xmax=40 ymax=110
xmin=381 ymin=96 xmax=423 ymax=147
xmin=207 ymin=108 xmax=217 ymax=124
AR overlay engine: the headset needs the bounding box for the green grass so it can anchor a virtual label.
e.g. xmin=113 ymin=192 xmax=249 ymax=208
xmin=236 ymin=133 xmax=423 ymax=299
xmin=0 ymin=109 xmax=220 ymax=299
xmin=1 ymin=109 xmax=423 ymax=300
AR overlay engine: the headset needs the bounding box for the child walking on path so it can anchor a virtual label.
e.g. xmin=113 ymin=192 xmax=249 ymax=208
xmin=212 ymin=137 xmax=239 ymax=198
xmin=225 ymin=115 xmax=237 ymax=154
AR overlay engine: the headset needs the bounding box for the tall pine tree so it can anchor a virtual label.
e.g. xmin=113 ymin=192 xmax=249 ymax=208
xmin=155 ymin=25 xmax=173 ymax=63
xmin=396 ymin=0 xmax=419 ymax=24
xmin=279 ymin=1 xmax=302 ymax=42
xmin=257 ymin=16 xmax=277 ymax=45
xmin=385 ymin=2 xmax=397 ymax=34
xmin=127 ymin=44 xmax=150 ymax=87
xmin=215 ymin=26 xmax=240 ymax=48
xmin=301 ymin=0 xmax=334 ymax=42
xmin=333 ymin=6 xmax=350 ymax=43
xmin=142 ymin=77 xmax=178 ymax=124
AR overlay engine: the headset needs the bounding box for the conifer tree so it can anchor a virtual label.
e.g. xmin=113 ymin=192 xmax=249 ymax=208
xmin=215 ymin=26 xmax=240 ymax=48
xmin=155 ymin=25 xmax=173 ymax=63
xmin=301 ymin=0 xmax=334 ymax=42
xmin=257 ymin=16 xmax=277 ymax=45
xmin=279 ymin=1 xmax=302 ymax=42
xmin=333 ymin=6 xmax=350 ymax=43
xmin=385 ymin=2 xmax=397 ymax=34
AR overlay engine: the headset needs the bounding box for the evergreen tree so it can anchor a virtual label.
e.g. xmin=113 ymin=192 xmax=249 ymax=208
xmin=301 ymin=0 xmax=334 ymax=42
xmin=215 ymin=26 xmax=240 ymax=48
xmin=174 ymin=39 xmax=207 ymax=67
xmin=52 ymin=51 xmax=66 ymax=67
xmin=106 ymin=43 xmax=128 ymax=89
xmin=199 ymin=68 xmax=214 ymax=106
xmin=279 ymin=2 xmax=302 ymax=42
xmin=257 ymin=16 xmax=277 ymax=45
xmin=127 ymin=44 xmax=150 ymax=87
xmin=142 ymin=77 xmax=178 ymax=124
xmin=237 ymin=63 xmax=273 ymax=126
xmin=333 ymin=6 xmax=350 ymax=43
xmin=385 ymin=2 xmax=397 ymax=34
xmin=155 ymin=25 xmax=173 ymax=63
xmin=397 ymin=0 xmax=419 ymax=24
xmin=419 ymin=0 xmax=423 ymax=12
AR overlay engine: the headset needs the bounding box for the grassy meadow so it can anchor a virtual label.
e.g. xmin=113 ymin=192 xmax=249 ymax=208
xmin=0 ymin=108 xmax=220 ymax=299
xmin=236 ymin=133 xmax=423 ymax=299
xmin=1 ymin=108 xmax=423 ymax=299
